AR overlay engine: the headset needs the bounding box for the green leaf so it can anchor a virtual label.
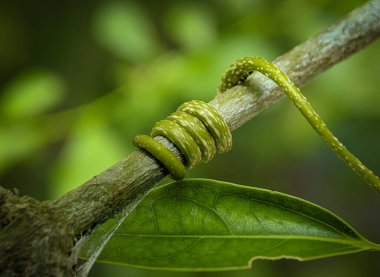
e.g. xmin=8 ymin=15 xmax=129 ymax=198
xmin=163 ymin=4 xmax=217 ymax=50
xmin=81 ymin=179 xmax=379 ymax=270
xmin=92 ymin=2 xmax=160 ymax=62
xmin=0 ymin=69 xmax=64 ymax=120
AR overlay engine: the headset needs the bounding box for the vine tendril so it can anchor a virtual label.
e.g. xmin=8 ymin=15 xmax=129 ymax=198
xmin=218 ymin=56 xmax=380 ymax=194
xmin=133 ymin=100 xmax=232 ymax=180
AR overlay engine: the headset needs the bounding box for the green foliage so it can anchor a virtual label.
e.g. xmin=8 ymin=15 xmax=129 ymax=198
xmin=93 ymin=2 xmax=160 ymax=62
xmin=1 ymin=69 xmax=64 ymax=120
xmin=81 ymin=179 xmax=379 ymax=270
xmin=163 ymin=3 xmax=217 ymax=51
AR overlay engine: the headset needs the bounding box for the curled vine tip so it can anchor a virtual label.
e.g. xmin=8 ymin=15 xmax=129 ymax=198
xmin=133 ymin=100 xmax=232 ymax=180
xmin=218 ymin=56 xmax=380 ymax=194
xmin=217 ymin=57 xmax=256 ymax=94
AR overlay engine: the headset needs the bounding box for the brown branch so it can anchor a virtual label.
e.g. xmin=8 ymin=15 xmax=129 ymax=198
xmin=1 ymin=1 xmax=379 ymax=276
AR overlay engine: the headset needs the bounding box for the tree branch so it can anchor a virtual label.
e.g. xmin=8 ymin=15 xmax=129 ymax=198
xmin=55 ymin=0 xmax=380 ymax=235
xmin=1 ymin=1 xmax=379 ymax=276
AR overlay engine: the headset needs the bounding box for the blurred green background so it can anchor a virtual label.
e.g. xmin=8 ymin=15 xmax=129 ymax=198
xmin=1 ymin=0 xmax=379 ymax=276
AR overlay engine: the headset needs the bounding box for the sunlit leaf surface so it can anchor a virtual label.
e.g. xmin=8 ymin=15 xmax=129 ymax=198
xmin=81 ymin=179 xmax=379 ymax=270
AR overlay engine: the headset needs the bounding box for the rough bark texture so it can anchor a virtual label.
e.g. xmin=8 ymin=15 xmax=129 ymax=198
xmin=0 ymin=187 xmax=76 ymax=276
xmin=1 ymin=1 xmax=379 ymax=276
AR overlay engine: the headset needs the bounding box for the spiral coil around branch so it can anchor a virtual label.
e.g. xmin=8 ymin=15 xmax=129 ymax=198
xmin=133 ymin=100 xmax=232 ymax=180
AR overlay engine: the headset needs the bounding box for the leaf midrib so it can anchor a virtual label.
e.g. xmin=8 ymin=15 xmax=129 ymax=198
xmin=157 ymin=182 xmax=362 ymax=239
xmin=106 ymin=233 xmax=377 ymax=250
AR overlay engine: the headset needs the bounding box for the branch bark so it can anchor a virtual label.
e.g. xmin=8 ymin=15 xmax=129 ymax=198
xmin=1 ymin=1 xmax=379 ymax=276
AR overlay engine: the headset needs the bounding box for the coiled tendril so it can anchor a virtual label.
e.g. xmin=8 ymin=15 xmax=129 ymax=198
xmin=133 ymin=100 xmax=232 ymax=180
xmin=218 ymin=56 xmax=380 ymax=194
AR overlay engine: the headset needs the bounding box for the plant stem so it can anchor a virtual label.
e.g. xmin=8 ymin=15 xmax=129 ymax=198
xmin=219 ymin=56 xmax=380 ymax=193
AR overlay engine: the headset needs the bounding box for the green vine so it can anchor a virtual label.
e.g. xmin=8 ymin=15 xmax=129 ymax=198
xmin=133 ymin=56 xmax=379 ymax=194
xmin=218 ymin=56 xmax=380 ymax=194
xmin=133 ymin=100 xmax=232 ymax=180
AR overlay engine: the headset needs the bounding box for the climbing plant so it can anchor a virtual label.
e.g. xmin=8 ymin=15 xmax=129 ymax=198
xmin=80 ymin=55 xmax=380 ymax=272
